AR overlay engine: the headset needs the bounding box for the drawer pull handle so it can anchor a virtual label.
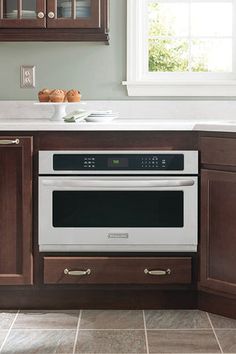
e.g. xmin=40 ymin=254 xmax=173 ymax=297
xmin=144 ymin=268 xmax=171 ymax=276
xmin=0 ymin=139 xmax=20 ymax=145
xmin=64 ymin=268 xmax=91 ymax=276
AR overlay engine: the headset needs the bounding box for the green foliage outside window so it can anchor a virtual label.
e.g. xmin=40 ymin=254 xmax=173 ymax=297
xmin=148 ymin=3 xmax=208 ymax=72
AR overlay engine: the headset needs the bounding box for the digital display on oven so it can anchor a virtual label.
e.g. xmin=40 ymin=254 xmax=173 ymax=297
xmin=107 ymin=158 xmax=129 ymax=168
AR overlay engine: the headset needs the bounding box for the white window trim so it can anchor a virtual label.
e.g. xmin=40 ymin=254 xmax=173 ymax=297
xmin=122 ymin=0 xmax=236 ymax=97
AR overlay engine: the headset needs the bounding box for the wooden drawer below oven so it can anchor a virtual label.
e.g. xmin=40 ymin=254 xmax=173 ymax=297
xmin=44 ymin=257 xmax=192 ymax=285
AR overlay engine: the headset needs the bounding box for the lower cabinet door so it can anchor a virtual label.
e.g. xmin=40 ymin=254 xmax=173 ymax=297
xmin=0 ymin=136 xmax=33 ymax=285
xmin=44 ymin=257 xmax=192 ymax=285
xmin=200 ymin=169 xmax=236 ymax=295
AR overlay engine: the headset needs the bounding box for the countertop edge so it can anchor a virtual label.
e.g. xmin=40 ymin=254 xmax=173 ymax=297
xmin=0 ymin=120 xmax=236 ymax=132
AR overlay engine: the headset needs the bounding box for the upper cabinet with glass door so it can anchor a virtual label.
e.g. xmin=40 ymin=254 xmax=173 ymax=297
xmin=0 ymin=0 xmax=46 ymax=28
xmin=0 ymin=0 xmax=109 ymax=42
xmin=47 ymin=0 xmax=100 ymax=29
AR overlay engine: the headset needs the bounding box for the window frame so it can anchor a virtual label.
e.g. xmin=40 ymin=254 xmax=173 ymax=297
xmin=123 ymin=0 xmax=236 ymax=97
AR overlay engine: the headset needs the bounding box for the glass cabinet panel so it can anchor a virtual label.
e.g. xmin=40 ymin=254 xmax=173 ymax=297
xmin=3 ymin=0 xmax=17 ymax=18
xmin=22 ymin=0 xmax=37 ymax=19
xmin=57 ymin=0 xmax=72 ymax=18
xmin=57 ymin=0 xmax=91 ymax=19
xmin=76 ymin=0 xmax=91 ymax=18
xmin=2 ymin=0 xmax=36 ymax=19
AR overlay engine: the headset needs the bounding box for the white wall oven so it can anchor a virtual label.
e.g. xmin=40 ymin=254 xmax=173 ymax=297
xmin=39 ymin=151 xmax=198 ymax=252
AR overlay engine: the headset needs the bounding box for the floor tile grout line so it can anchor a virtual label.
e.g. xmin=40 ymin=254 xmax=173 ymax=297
xmin=72 ymin=309 xmax=82 ymax=354
xmin=207 ymin=312 xmax=224 ymax=354
xmin=78 ymin=328 xmax=146 ymax=331
xmin=0 ymin=309 xmax=19 ymax=353
xmin=0 ymin=327 xmax=220 ymax=331
xmin=214 ymin=328 xmax=236 ymax=330
xmin=67 ymin=328 xmax=218 ymax=331
xmin=142 ymin=310 xmax=150 ymax=354
xmin=60 ymin=328 xmax=216 ymax=331
xmin=2 ymin=328 xmax=79 ymax=331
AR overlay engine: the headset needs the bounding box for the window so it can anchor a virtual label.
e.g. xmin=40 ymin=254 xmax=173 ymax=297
xmin=123 ymin=0 xmax=236 ymax=96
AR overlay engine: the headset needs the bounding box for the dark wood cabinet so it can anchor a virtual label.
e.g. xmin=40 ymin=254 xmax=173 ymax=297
xmin=0 ymin=0 xmax=109 ymax=42
xmin=199 ymin=136 xmax=236 ymax=167
xmin=200 ymin=169 xmax=236 ymax=296
xmin=0 ymin=136 xmax=33 ymax=285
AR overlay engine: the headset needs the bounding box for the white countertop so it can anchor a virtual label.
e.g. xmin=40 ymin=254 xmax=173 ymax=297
xmin=1 ymin=101 xmax=236 ymax=132
xmin=0 ymin=118 xmax=236 ymax=132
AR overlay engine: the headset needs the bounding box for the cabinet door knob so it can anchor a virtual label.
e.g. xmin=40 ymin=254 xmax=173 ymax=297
xmin=144 ymin=268 xmax=171 ymax=276
xmin=37 ymin=12 xmax=45 ymax=19
xmin=48 ymin=12 xmax=55 ymax=19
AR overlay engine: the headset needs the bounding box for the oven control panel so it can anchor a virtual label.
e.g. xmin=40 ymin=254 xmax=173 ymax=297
xmin=53 ymin=154 xmax=184 ymax=171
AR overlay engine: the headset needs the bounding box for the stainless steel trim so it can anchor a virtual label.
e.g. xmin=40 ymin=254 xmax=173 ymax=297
xmin=39 ymin=150 xmax=199 ymax=175
xmin=38 ymin=175 xmax=198 ymax=253
xmin=64 ymin=268 xmax=91 ymax=276
xmin=108 ymin=233 xmax=129 ymax=239
xmin=40 ymin=244 xmax=198 ymax=252
xmin=0 ymin=139 xmax=20 ymax=145
xmin=144 ymin=268 xmax=171 ymax=276
xmin=38 ymin=150 xmax=198 ymax=253
xmin=41 ymin=179 xmax=195 ymax=188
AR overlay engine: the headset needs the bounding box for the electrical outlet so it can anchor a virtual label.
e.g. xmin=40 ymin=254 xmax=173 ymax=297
xmin=20 ymin=65 xmax=35 ymax=88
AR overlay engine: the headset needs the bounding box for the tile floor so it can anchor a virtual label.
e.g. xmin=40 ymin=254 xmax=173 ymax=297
xmin=0 ymin=310 xmax=235 ymax=353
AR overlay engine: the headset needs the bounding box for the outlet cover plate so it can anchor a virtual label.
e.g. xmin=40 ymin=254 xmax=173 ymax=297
xmin=20 ymin=65 xmax=35 ymax=88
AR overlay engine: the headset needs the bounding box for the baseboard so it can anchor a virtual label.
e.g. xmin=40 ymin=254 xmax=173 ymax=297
xmin=199 ymin=291 xmax=236 ymax=319
xmin=0 ymin=287 xmax=197 ymax=310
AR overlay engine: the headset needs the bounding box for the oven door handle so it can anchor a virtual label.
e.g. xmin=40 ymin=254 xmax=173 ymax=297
xmin=41 ymin=179 xmax=195 ymax=188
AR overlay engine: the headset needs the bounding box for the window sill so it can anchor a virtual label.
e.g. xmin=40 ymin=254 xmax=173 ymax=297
xmin=122 ymin=81 xmax=236 ymax=97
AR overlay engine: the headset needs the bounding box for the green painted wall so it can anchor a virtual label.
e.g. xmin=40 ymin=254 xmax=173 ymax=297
xmin=0 ymin=0 xmax=127 ymax=100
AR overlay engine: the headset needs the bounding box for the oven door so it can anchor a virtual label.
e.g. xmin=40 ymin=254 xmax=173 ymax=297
xmin=39 ymin=176 xmax=198 ymax=252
